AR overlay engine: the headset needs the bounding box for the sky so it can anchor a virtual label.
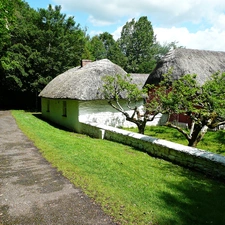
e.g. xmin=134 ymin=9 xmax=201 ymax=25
xmin=25 ymin=0 xmax=225 ymax=51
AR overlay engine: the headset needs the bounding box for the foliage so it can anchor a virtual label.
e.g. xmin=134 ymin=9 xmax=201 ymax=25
xmin=12 ymin=110 xmax=225 ymax=225
xmin=99 ymin=32 xmax=126 ymax=67
xmin=88 ymin=20 xmax=177 ymax=73
xmin=0 ymin=0 xmax=15 ymax=52
xmin=118 ymin=16 xmax=156 ymax=73
xmin=147 ymin=72 xmax=225 ymax=147
xmin=88 ymin=32 xmax=126 ymax=68
xmin=0 ymin=0 xmax=178 ymax=109
xmin=0 ymin=2 xmax=88 ymax=108
xmin=102 ymin=73 xmax=155 ymax=134
xmin=154 ymin=41 xmax=184 ymax=62
xmin=89 ymin=35 xmax=107 ymax=60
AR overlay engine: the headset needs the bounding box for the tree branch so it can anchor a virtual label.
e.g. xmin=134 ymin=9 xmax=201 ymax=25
xmin=165 ymin=122 xmax=191 ymax=141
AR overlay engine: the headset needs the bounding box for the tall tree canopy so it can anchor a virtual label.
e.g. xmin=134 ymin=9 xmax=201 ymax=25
xmin=118 ymin=16 xmax=156 ymax=73
xmin=88 ymin=32 xmax=126 ymax=68
xmin=0 ymin=2 xmax=88 ymax=109
xmin=89 ymin=35 xmax=106 ymax=60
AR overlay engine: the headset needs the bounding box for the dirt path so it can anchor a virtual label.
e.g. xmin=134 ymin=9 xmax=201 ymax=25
xmin=0 ymin=111 xmax=117 ymax=225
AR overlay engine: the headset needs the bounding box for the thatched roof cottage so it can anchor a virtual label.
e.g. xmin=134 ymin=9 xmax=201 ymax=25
xmin=144 ymin=48 xmax=225 ymax=126
xmin=145 ymin=48 xmax=225 ymax=86
xmin=39 ymin=59 xmax=148 ymax=132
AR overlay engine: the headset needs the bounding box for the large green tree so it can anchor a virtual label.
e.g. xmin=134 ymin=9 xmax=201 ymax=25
xmin=89 ymin=35 xmax=107 ymax=60
xmin=99 ymin=32 xmax=126 ymax=67
xmin=118 ymin=16 xmax=156 ymax=73
xmin=88 ymin=32 xmax=126 ymax=68
xmin=0 ymin=2 xmax=88 ymax=109
xmin=87 ymin=17 xmax=178 ymax=73
xmin=0 ymin=0 xmax=15 ymax=52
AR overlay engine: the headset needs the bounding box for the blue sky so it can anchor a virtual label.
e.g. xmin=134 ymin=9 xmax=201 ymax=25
xmin=25 ymin=0 xmax=225 ymax=51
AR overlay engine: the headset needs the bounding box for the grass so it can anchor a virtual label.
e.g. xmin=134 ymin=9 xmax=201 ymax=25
xmin=125 ymin=125 xmax=225 ymax=156
xmin=12 ymin=110 xmax=225 ymax=225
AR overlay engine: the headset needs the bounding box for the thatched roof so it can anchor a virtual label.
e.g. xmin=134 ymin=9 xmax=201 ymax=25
xmin=39 ymin=59 xmax=147 ymax=100
xmin=145 ymin=48 xmax=225 ymax=86
xmin=130 ymin=73 xmax=149 ymax=89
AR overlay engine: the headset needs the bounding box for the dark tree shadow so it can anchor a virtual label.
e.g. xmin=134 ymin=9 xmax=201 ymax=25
xmin=32 ymin=113 xmax=73 ymax=132
xmin=155 ymin=166 xmax=225 ymax=225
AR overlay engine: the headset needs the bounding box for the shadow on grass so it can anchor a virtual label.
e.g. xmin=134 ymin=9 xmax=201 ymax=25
xmin=32 ymin=113 xmax=74 ymax=133
xmin=158 ymin=176 xmax=225 ymax=225
xmin=146 ymin=158 xmax=225 ymax=225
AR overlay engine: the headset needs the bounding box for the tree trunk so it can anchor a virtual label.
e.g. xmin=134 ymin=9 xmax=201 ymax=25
xmin=137 ymin=124 xmax=145 ymax=134
xmin=137 ymin=121 xmax=147 ymax=134
xmin=188 ymin=125 xmax=208 ymax=147
xmin=125 ymin=116 xmax=147 ymax=134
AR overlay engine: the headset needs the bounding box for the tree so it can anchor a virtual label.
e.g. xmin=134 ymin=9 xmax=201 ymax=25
xmin=146 ymin=72 xmax=225 ymax=147
xmin=153 ymin=41 xmax=184 ymax=63
xmin=35 ymin=5 xmax=87 ymax=88
xmin=118 ymin=16 xmax=156 ymax=73
xmin=88 ymin=32 xmax=126 ymax=67
xmin=0 ymin=3 xmax=88 ymax=109
xmin=102 ymin=73 xmax=157 ymax=134
xmin=99 ymin=32 xmax=126 ymax=67
xmin=89 ymin=35 xmax=107 ymax=60
xmin=0 ymin=0 xmax=37 ymax=108
xmin=0 ymin=0 xmax=15 ymax=52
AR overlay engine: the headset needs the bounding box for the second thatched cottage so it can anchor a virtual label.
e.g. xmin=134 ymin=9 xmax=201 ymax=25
xmin=145 ymin=48 xmax=225 ymax=126
xmin=39 ymin=59 xmax=148 ymax=132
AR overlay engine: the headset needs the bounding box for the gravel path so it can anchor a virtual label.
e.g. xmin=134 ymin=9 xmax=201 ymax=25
xmin=0 ymin=111 xmax=117 ymax=225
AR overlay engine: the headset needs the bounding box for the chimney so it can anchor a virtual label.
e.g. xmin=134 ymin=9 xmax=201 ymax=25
xmin=81 ymin=59 xmax=92 ymax=67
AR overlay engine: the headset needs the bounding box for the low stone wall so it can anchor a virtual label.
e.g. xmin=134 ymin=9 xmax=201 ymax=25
xmin=80 ymin=122 xmax=225 ymax=179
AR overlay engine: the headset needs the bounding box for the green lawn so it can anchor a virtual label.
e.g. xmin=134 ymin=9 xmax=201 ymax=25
xmin=125 ymin=125 xmax=225 ymax=156
xmin=12 ymin=110 xmax=225 ymax=225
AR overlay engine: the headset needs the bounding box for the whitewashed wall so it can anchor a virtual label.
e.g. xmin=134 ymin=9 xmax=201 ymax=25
xmin=78 ymin=100 xmax=167 ymax=128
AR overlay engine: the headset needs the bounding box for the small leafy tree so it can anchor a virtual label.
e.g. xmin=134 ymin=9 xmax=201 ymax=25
xmin=147 ymin=72 xmax=225 ymax=147
xmin=102 ymin=73 xmax=158 ymax=134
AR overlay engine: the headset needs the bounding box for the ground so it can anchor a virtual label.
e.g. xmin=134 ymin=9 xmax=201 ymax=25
xmin=0 ymin=111 xmax=117 ymax=225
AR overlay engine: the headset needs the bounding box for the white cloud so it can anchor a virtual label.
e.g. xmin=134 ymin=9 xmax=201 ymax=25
xmin=88 ymin=15 xmax=115 ymax=27
xmin=54 ymin=0 xmax=225 ymax=26
xmin=53 ymin=0 xmax=225 ymax=50
xmin=89 ymin=29 xmax=104 ymax=37
xmin=154 ymin=26 xmax=225 ymax=51
xmin=111 ymin=25 xmax=123 ymax=40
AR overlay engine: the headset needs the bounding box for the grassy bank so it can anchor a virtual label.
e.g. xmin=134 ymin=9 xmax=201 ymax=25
xmin=125 ymin=126 xmax=225 ymax=156
xmin=12 ymin=110 xmax=225 ymax=225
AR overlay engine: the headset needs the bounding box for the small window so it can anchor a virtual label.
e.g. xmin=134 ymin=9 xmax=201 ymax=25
xmin=47 ymin=100 xmax=50 ymax=112
xmin=62 ymin=101 xmax=67 ymax=117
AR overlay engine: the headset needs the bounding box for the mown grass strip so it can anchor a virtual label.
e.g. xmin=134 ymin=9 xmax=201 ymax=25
xmin=12 ymin=110 xmax=225 ymax=225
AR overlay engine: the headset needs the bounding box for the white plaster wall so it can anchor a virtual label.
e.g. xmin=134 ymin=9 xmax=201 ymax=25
xmin=78 ymin=100 xmax=167 ymax=128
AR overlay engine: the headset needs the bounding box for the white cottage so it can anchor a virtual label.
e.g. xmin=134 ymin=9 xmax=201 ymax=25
xmin=39 ymin=59 xmax=149 ymax=132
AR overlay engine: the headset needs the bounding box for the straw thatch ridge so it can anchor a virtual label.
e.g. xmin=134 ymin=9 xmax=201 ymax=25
xmin=145 ymin=48 xmax=225 ymax=86
xmin=130 ymin=73 xmax=149 ymax=89
xmin=39 ymin=59 xmax=128 ymax=100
